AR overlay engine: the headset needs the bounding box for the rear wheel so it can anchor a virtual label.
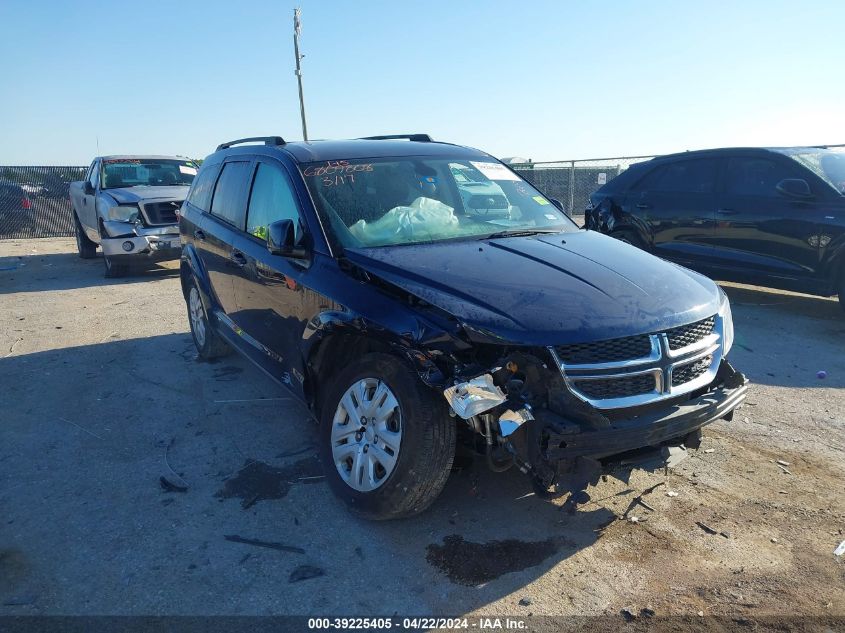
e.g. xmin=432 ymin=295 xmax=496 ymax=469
xmin=186 ymin=280 xmax=230 ymax=359
xmin=319 ymin=353 xmax=455 ymax=520
xmin=73 ymin=213 xmax=97 ymax=259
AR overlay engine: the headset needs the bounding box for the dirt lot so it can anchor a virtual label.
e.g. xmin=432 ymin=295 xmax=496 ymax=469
xmin=1 ymin=238 xmax=843 ymax=624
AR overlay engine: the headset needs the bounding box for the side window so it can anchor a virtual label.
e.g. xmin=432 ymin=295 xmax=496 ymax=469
xmin=725 ymin=158 xmax=798 ymax=196
xmin=640 ymin=159 xmax=717 ymax=193
xmin=210 ymin=161 xmax=251 ymax=227
xmin=87 ymin=162 xmax=99 ymax=188
xmin=246 ymin=162 xmax=302 ymax=241
xmin=186 ymin=164 xmax=219 ymax=212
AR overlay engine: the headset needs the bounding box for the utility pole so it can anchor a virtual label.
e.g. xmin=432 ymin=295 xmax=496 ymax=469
xmin=293 ymin=8 xmax=308 ymax=141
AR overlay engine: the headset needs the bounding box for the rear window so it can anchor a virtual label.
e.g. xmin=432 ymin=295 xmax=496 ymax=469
xmin=210 ymin=162 xmax=251 ymax=227
xmin=638 ymin=159 xmax=717 ymax=193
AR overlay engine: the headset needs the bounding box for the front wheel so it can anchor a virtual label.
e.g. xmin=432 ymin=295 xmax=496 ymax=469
xmin=74 ymin=213 xmax=97 ymax=259
xmin=319 ymin=353 xmax=456 ymax=520
xmin=103 ymin=253 xmax=130 ymax=278
xmin=611 ymin=228 xmax=646 ymax=250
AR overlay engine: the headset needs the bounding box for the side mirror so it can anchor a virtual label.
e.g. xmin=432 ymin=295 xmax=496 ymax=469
xmin=83 ymin=181 xmax=95 ymax=195
xmin=549 ymin=198 xmax=564 ymax=212
xmin=776 ymin=178 xmax=813 ymax=199
xmin=267 ymin=219 xmax=308 ymax=259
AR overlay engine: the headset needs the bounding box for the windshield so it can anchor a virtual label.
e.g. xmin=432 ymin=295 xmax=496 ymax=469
xmin=301 ymin=157 xmax=577 ymax=249
xmin=101 ymin=159 xmax=198 ymax=189
xmin=777 ymin=148 xmax=845 ymax=195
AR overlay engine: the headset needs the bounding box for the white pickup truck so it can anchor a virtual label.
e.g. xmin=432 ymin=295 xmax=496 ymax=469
xmin=69 ymin=155 xmax=198 ymax=277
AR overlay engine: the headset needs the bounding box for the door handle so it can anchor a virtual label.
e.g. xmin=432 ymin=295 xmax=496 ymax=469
xmin=636 ymin=203 xmax=650 ymax=209
xmin=193 ymin=229 xmax=206 ymax=241
xmin=229 ymin=250 xmax=247 ymax=267
xmin=716 ymin=208 xmax=738 ymax=215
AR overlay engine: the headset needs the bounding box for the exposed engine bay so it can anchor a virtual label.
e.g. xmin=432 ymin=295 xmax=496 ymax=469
xmin=438 ymin=348 xmax=747 ymax=505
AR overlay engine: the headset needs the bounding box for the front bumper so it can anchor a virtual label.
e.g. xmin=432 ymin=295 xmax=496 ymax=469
xmin=544 ymin=377 xmax=748 ymax=462
xmin=100 ymin=222 xmax=181 ymax=260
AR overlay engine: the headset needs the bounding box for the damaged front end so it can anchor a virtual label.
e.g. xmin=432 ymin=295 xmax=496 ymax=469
xmin=440 ymin=313 xmax=748 ymax=501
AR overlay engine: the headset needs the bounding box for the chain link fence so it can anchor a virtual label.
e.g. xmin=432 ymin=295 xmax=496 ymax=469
xmin=0 ymin=166 xmax=87 ymax=240
xmin=2 ymin=145 xmax=843 ymax=240
xmin=510 ymin=155 xmax=657 ymax=220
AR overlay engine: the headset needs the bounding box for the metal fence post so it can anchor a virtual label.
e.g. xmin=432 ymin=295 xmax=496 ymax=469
xmin=568 ymin=160 xmax=575 ymax=215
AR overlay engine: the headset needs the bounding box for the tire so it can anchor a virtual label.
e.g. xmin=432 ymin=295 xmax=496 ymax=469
xmin=319 ymin=353 xmax=456 ymax=520
xmin=73 ymin=213 xmax=97 ymax=259
xmin=185 ymin=278 xmax=231 ymax=359
xmin=103 ymin=253 xmax=130 ymax=278
xmin=611 ymin=228 xmax=646 ymax=250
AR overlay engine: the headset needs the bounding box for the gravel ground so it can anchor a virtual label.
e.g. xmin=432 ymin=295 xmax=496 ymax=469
xmin=0 ymin=238 xmax=843 ymax=624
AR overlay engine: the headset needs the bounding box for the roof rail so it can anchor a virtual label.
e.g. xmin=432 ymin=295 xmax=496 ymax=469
xmin=359 ymin=134 xmax=433 ymax=142
xmin=216 ymin=136 xmax=286 ymax=151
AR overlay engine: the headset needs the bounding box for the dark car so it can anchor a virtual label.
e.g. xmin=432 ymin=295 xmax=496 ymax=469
xmin=0 ymin=182 xmax=33 ymax=236
xmin=179 ymin=135 xmax=747 ymax=520
xmin=585 ymin=146 xmax=845 ymax=306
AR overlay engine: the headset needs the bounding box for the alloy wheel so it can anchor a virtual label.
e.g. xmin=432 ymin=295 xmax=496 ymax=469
xmin=188 ymin=287 xmax=206 ymax=348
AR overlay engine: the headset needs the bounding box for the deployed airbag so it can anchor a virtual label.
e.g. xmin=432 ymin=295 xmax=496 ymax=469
xmin=349 ymin=197 xmax=458 ymax=245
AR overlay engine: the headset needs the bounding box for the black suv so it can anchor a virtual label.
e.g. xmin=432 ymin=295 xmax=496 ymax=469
xmin=585 ymin=146 xmax=845 ymax=305
xmin=180 ymin=135 xmax=747 ymax=519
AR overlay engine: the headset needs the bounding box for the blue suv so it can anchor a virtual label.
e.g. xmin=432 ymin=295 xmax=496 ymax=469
xmin=179 ymin=135 xmax=747 ymax=519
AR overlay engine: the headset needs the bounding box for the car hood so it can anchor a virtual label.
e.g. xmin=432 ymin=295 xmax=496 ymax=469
xmin=344 ymin=230 xmax=721 ymax=346
xmin=104 ymin=185 xmax=189 ymax=204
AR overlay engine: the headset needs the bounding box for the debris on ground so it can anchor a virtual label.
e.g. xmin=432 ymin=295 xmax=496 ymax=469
xmin=696 ymin=521 xmax=718 ymax=535
xmin=223 ymin=534 xmax=305 ymax=554
xmin=518 ymin=597 xmax=532 ymax=607
xmin=771 ymin=537 xmax=779 ymax=543
xmin=159 ymin=476 xmax=188 ymax=493
xmin=834 ymin=540 xmax=845 ymax=557
xmin=289 ymin=565 xmax=325 ymax=583
xmin=776 ymin=459 xmax=790 ymax=467
xmin=621 ymin=606 xmax=637 ymax=621
xmin=720 ymin=531 xmax=732 ymax=539
xmin=666 ymin=491 xmax=679 ymax=497
xmin=640 ymin=607 xmax=656 ymax=618
xmin=777 ymin=464 xmax=793 ymax=475
xmin=704 ymin=448 xmax=716 ymax=453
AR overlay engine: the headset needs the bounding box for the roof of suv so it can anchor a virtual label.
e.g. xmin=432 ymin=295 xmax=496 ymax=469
xmin=209 ymin=138 xmax=489 ymax=164
xmin=647 ymin=146 xmax=824 ymax=163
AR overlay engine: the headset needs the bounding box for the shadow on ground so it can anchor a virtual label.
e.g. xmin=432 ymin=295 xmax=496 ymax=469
xmin=0 ymin=334 xmax=616 ymax=615
xmin=0 ymin=250 xmax=178 ymax=293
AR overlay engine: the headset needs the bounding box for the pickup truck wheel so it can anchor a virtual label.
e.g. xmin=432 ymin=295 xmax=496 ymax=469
xmin=73 ymin=214 xmax=97 ymax=259
xmin=186 ymin=282 xmax=230 ymax=358
xmin=103 ymin=254 xmax=129 ymax=278
xmin=319 ymin=353 xmax=456 ymax=520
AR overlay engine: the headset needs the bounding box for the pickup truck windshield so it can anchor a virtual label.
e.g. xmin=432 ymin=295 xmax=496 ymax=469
xmin=777 ymin=148 xmax=845 ymax=195
xmin=101 ymin=159 xmax=198 ymax=189
xmin=302 ymin=157 xmax=577 ymax=248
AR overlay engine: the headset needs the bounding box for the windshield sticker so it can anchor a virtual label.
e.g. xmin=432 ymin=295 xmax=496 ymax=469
xmin=179 ymin=165 xmax=198 ymax=175
xmin=533 ymin=196 xmax=550 ymax=205
xmin=544 ymin=213 xmax=558 ymax=220
xmin=303 ymin=161 xmax=374 ymax=178
xmin=470 ymin=161 xmax=521 ymax=181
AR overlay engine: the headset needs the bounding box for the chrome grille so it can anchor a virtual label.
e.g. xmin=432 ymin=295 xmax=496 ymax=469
xmin=142 ymin=200 xmax=181 ymax=225
xmin=672 ymin=355 xmax=713 ymax=387
xmin=666 ymin=316 xmax=715 ymax=350
xmin=555 ymin=334 xmax=652 ymax=365
xmin=573 ymin=374 xmax=656 ymax=400
xmin=549 ymin=314 xmax=723 ymax=409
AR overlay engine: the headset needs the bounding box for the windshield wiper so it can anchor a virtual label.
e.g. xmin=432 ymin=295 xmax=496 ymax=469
xmin=481 ymin=229 xmax=560 ymax=240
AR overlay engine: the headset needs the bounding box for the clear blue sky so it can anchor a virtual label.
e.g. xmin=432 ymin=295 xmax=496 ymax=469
xmin=1 ymin=0 xmax=843 ymax=165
